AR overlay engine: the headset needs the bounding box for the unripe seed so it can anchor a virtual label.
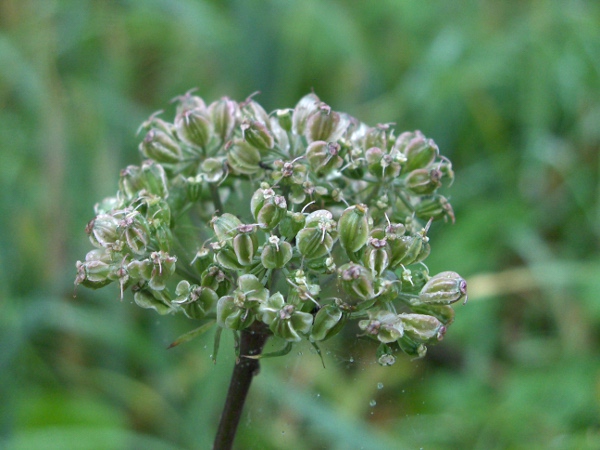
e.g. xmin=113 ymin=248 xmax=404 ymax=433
xmin=405 ymin=168 xmax=443 ymax=195
xmin=261 ymin=238 xmax=292 ymax=269
xmin=415 ymin=195 xmax=455 ymax=223
xmin=399 ymin=313 xmax=446 ymax=343
xmin=175 ymin=108 xmax=212 ymax=148
xmin=232 ymin=228 xmax=258 ymax=266
xmin=227 ymin=139 xmax=261 ymax=175
xmin=208 ymin=97 xmax=239 ymax=141
xmin=139 ymin=129 xmax=182 ymax=164
xmin=292 ymin=93 xmax=320 ymax=135
xmin=140 ymin=160 xmax=168 ymax=198
xmin=418 ymin=271 xmax=468 ymax=305
xmin=275 ymin=108 xmax=293 ymax=132
xmin=211 ymin=213 xmax=242 ymax=244
xmin=241 ymin=119 xmax=274 ymax=151
xmin=388 ymin=234 xmax=431 ymax=268
xmin=310 ymin=304 xmax=345 ymax=342
xmin=306 ymin=141 xmax=343 ymax=176
xmin=393 ymin=130 xmax=439 ymax=172
xmin=339 ymin=263 xmax=375 ymax=303
xmin=338 ymin=204 xmax=370 ymax=256
xmin=305 ymin=104 xmax=348 ymax=143
xmin=363 ymin=237 xmax=390 ymax=276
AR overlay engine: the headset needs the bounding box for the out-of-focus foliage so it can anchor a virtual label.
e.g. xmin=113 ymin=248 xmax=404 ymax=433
xmin=1 ymin=0 xmax=599 ymax=449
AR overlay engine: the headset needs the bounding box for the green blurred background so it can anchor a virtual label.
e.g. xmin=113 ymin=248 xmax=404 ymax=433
xmin=1 ymin=0 xmax=599 ymax=449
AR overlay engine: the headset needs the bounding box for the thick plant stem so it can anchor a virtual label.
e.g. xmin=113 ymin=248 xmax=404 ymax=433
xmin=213 ymin=322 xmax=270 ymax=450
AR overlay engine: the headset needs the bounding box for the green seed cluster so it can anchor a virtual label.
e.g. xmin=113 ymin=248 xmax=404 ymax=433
xmin=75 ymin=91 xmax=466 ymax=363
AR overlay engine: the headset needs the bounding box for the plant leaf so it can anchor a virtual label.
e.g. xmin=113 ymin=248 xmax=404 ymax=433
xmin=243 ymin=341 xmax=293 ymax=360
xmin=167 ymin=320 xmax=215 ymax=349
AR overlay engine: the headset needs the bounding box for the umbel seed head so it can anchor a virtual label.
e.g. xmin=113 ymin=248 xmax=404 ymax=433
xmin=75 ymin=90 xmax=466 ymax=364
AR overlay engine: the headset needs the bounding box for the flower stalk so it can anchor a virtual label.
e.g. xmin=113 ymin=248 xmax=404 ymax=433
xmin=75 ymin=90 xmax=466 ymax=446
xmin=213 ymin=322 xmax=270 ymax=450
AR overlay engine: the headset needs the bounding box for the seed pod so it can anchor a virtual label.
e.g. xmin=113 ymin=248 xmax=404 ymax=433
xmin=250 ymin=187 xmax=272 ymax=218
xmin=216 ymin=295 xmax=254 ymax=330
xmin=399 ymin=313 xmax=446 ymax=344
xmin=200 ymin=265 xmax=226 ymax=291
xmin=296 ymin=227 xmax=334 ymax=260
xmin=304 ymin=209 xmax=334 ymax=228
xmin=363 ymin=237 xmax=390 ymax=276
xmin=358 ymin=309 xmax=403 ymax=343
xmin=259 ymin=197 xmax=287 ymax=230
xmin=438 ymin=159 xmax=454 ymax=184
xmin=144 ymin=197 xmax=171 ymax=225
xmin=305 ymin=104 xmax=348 ymax=143
xmin=310 ymin=304 xmax=345 ymax=342
xmin=342 ymin=158 xmax=366 ymax=180
xmin=297 ymin=210 xmax=336 ymax=259
xmin=133 ymin=288 xmax=173 ymax=315
xmin=269 ymin=115 xmax=290 ymax=151
xmin=148 ymin=251 xmax=177 ymax=291
xmin=415 ymin=195 xmax=455 ymax=223
xmin=418 ymin=271 xmax=467 ymax=305
xmin=384 ymin=222 xmax=406 ymax=239
xmin=365 ymin=147 xmax=384 ymax=176
xmin=376 ymin=343 xmax=396 ymax=366
xmin=190 ymin=247 xmax=212 ymax=276
xmin=338 ymin=263 xmax=375 ymax=303
xmin=121 ymin=213 xmax=150 ymax=255
xmin=388 ymin=233 xmax=431 ymax=268
xmin=183 ymin=287 xmax=218 ymax=319
xmin=405 ymin=168 xmax=443 ymax=195
xmin=208 ymin=97 xmax=239 ymax=141
xmin=174 ymin=281 xmax=218 ymax=320
xmin=306 ymin=141 xmax=343 ymax=176
xmin=275 ymin=108 xmax=293 ymax=132
xmin=211 ymin=213 xmax=243 ymax=244
xmin=393 ymin=130 xmax=438 ymax=172
xmin=139 ymin=161 xmax=168 ymax=198
xmin=292 ymin=93 xmax=320 ymax=135
xmin=374 ymin=275 xmax=400 ymax=303
xmin=217 ymin=274 xmax=268 ymax=330
xmin=200 ymin=157 xmax=225 ymax=183
xmin=237 ymin=274 xmax=270 ymax=303
xmin=232 ymin=225 xmax=259 ymax=266
xmin=259 ymin=293 xmax=313 ymax=342
xmin=338 ymin=204 xmax=370 ymax=257
xmin=251 ymin=188 xmax=287 ymax=230
xmin=241 ymin=119 xmax=274 ymax=151
xmin=215 ymin=244 xmax=245 ymax=270
xmin=397 ymin=333 xmax=427 ymax=358
xmin=410 ymin=303 xmax=455 ymax=326
xmin=261 ymin=237 xmax=292 ymax=269
xmin=270 ymin=306 xmax=313 ymax=342
xmin=363 ymin=124 xmax=391 ymax=150
xmin=278 ymin=212 xmax=305 ymax=239
xmin=241 ymin=98 xmax=270 ymax=124
xmin=172 ymin=90 xmax=206 ymax=112
xmin=185 ymin=175 xmax=203 ymax=202
xmin=227 ymin=139 xmax=261 ymax=175
xmin=126 ymin=258 xmax=153 ymax=282
xmin=258 ymin=291 xmax=286 ymax=325
xmin=175 ymin=108 xmax=212 ymax=148
xmin=75 ymin=259 xmax=112 ymax=289
xmin=397 ymin=263 xmax=430 ymax=294
xmin=89 ymin=214 xmax=119 ymax=249
xmin=139 ymin=129 xmax=182 ymax=164
xmin=118 ymin=165 xmax=143 ymax=199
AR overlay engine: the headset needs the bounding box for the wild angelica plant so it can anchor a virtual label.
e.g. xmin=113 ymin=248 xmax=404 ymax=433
xmin=75 ymin=90 xmax=467 ymax=449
